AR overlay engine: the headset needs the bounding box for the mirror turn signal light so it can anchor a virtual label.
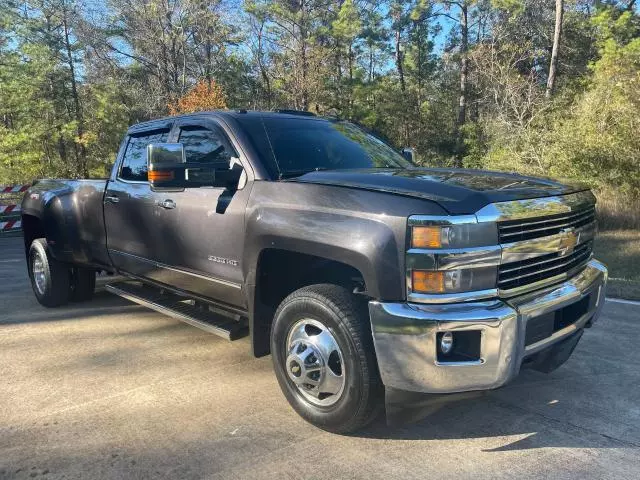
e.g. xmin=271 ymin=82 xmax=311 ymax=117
xmin=148 ymin=170 xmax=175 ymax=181
xmin=412 ymin=226 xmax=442 ymax=249
xmin=411 ymin=270 xmax=445 ymax=294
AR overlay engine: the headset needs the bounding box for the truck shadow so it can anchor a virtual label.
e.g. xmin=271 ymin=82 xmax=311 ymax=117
xmin=353 ymin=390 xmax=638 ymax=451
xmin=0 ymin=290 xmax=140 ymax=325
xmin=352 ymin=376 xmax=639 ymax=451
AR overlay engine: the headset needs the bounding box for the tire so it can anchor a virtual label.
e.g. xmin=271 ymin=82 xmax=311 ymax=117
xmin=69 ymin=267 xmax=96 ymax=302
xmin=271 ymin=284 xmax=383 ymax=433
xmin=28 ymin=238 xmax=70 ymax=307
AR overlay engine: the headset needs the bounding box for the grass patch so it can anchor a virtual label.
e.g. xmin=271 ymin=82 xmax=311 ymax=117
xmin=595 ymin=190 xmax=640 ymax=231
xmin=593 ymin=229 xmax=640 ymax=301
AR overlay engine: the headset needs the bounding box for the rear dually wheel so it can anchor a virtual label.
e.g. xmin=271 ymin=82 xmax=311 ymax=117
xmin=28 ymin=238 xmax=70 ymax=307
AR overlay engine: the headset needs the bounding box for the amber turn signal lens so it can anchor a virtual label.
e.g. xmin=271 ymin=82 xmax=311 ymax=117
xmin=412 ymin=226 xmax=442 ymax=249
xmin=412 ymin=270 xmax=445 ymax=294
xmin=148 ymin=170 xmax=175 ymax=181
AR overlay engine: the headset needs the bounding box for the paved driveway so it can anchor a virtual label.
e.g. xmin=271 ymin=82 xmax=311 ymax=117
xmin=1 ymin=236 xmax=639 ymax=479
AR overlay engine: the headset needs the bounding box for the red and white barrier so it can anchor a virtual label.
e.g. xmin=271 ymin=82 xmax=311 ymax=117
xmin=0 ymin=185 xmax=27 ymax=233
xmin=1 ymin=184 xmax=30 ymax=194
xmin=0 ymin=219 xmax=21 ymax=231
xmin=0 ymin=205 xmax=20 ymax=214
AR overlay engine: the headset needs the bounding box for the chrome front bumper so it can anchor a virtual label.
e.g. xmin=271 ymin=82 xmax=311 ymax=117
xmin=369 ymin=259 xmax=608 ymax=394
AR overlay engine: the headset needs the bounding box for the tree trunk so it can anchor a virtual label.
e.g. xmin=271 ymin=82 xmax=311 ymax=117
xmin=204 ymin=39 xmax=212 ymax=84
xmin=335 ymin=41 xmax=343 ymax=111
xmin=416 ymin=21 xmax=423 ymax=106
xmin=300 ymin=40 xmax=309 ymax=110
xmin=256 ymin=22 xmax=271 ymax=109
xmin=546 ymin=0 xmax=564 ymax=98
xmin=368 ymin=43 xmax=374 ymax=82
xmin=62 ymin=6 xmax=87 ymax=177
xmin=454 ymin=2 xmax=469 ymax=168
xmin=348 ymin=43 xmax=354 ymax=113
xmin=395 ymin=27 xmax=406 ymax=92
xmin=297 ymin=0 xmax=309 ymax=110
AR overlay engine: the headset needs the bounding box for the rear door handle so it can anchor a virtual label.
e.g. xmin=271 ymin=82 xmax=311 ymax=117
xmin=159 ymin=199 xmax=176 ymax=210
xmin=105 ymin=194 xmax=119 ymax=204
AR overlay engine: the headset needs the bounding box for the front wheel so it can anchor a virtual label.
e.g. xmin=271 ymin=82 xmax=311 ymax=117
xmin=271 ymin=284 xmax=383 ymax=433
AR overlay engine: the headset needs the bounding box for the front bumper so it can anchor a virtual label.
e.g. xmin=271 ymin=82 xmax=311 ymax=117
xmin=369 ymin=259 xmax=608 ymax=394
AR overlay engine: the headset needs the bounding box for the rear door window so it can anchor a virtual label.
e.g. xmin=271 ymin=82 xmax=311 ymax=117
xmin=178 ymin=126 xmax=234 ymax=164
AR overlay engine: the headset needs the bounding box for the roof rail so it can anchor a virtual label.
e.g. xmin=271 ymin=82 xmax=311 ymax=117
xmin=274 ymin=109 xmax=316 ymax=117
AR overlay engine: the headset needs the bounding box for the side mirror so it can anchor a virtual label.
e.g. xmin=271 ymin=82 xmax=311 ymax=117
xmin=147 ymin=143 xmax=186 ymax=189
xmin=401 ymin=147 xmax=415 ymax=163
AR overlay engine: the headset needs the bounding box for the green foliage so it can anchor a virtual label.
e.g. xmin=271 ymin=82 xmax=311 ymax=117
xmin=476 ymin=6 xmax=640 ymax=202
xmin=333 ymin=0 xmax=361 ymax=41
xmin=552 ymin=10 xmax=640 ymax=194
xmin=84 ymin=82 xmax=131 ymax=178
xmin=0 ymin=1 xmax=131 ymax=184
xmin=0 ymin=38 xmax=64 ymax=182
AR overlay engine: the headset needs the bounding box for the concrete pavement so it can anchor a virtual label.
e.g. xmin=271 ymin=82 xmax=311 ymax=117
xmin=1 ymin=236 xmax=639 ymax=479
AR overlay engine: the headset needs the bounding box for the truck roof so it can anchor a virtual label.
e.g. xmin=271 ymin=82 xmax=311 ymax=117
xmin=127 ymin=110 xmax=323 ymax=134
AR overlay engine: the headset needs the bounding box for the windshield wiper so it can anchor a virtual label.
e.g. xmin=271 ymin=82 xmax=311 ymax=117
xmin=279 ymin=167 xmax=329 ymax=179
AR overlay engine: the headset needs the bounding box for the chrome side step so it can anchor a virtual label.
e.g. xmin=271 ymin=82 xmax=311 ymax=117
xmin=105 ymin=281 xmax=248 ymax=340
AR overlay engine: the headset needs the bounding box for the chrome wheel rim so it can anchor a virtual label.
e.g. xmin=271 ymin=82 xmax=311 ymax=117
xmin=32 ymin=252 xmax=46 ymax=295
xmin=285 ymin=319 xmax=346 ymax=407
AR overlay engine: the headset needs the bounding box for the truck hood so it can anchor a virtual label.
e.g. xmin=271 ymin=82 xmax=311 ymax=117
xmin=289 ymin=168 xmax=590 ymax=215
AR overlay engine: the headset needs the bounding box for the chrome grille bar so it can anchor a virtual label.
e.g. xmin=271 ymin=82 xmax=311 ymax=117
xmin=500 ymin=242 xmax=591 ymax=275
xmin=500 ymin=207 xmax=595 ymax=231
xmin=498 ymin=241 xmax=593 ymax=290
xmin=499 ymin=207 xmax=596 ymax=243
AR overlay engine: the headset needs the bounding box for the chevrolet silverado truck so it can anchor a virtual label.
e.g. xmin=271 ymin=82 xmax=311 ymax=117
xmin=21 ymin=110 xmax=608 ymax=433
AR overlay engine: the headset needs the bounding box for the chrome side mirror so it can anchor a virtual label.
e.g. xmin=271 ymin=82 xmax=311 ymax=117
xmin=401 ymin=147 xmax=415 ymax=163
xmin=148 ymin=143 xmax=185 ymax=166
xmin=147 ymin=143 xmax=186 ymax=189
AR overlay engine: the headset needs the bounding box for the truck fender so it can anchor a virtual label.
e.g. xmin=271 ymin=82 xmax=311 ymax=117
xmin=242 ymin=204 xmax=406 ymax=357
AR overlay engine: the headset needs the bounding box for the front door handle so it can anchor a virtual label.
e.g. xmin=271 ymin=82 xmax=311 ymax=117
xmin=159 ymin=199 xmax=176 ymax=209
xmin=105 ymin=194 xmax=119 ymax=204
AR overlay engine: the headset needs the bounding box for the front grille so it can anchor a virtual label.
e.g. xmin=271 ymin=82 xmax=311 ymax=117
xmin=498 ymin=240 xmax=593 ymax=291
xmin=498 ymin=206 xmax=596 ymax=243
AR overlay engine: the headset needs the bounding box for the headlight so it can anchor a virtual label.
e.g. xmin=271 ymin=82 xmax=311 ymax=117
xmin=407 ymin=216 xmax=500 ymax=300
xmin=411 ymin=223 xmax=498 ymax=249
xmin=411 ymin=267 xmax=497 ymax=294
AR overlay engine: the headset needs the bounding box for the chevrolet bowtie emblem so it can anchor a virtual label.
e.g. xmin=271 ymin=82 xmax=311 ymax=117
xmin=558 ymin=227 xmax=579 ymax=256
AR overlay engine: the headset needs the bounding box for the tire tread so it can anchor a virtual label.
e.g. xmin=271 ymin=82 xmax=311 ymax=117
xmin=29 ymin=238 xmax=70 ymax=307
xmin=274 ymin=284 xmax=383 ymax=433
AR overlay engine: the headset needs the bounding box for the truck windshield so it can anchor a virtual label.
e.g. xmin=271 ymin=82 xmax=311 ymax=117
xmin=238 ymin=116 xmax=414 ymax=178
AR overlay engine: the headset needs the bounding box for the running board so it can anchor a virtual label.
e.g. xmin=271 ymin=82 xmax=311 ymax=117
xmin=105 ymin=281 xmax=248 ymax=340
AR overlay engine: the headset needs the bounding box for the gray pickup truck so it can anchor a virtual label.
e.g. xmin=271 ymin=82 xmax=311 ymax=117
xmin=21 ymin=110 xmax=608 ymax=432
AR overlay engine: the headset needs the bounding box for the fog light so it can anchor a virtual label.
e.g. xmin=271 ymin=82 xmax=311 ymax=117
xmin=440 ymin=332 xmax=453 ymax=355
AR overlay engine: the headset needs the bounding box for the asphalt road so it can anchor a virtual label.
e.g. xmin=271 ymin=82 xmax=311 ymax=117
xmin=1 ymin=235 xmax=639 ymax=480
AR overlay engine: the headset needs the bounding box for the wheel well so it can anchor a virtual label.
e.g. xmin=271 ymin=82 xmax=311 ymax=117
xmin=21 ymin=215 xmax=45 ymax=254
xmin=251 ymin=249 xmax=367 ymax=357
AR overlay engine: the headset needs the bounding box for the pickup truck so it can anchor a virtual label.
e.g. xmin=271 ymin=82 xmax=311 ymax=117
xmin=21 ymin=110 xmax=608 ymax=433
